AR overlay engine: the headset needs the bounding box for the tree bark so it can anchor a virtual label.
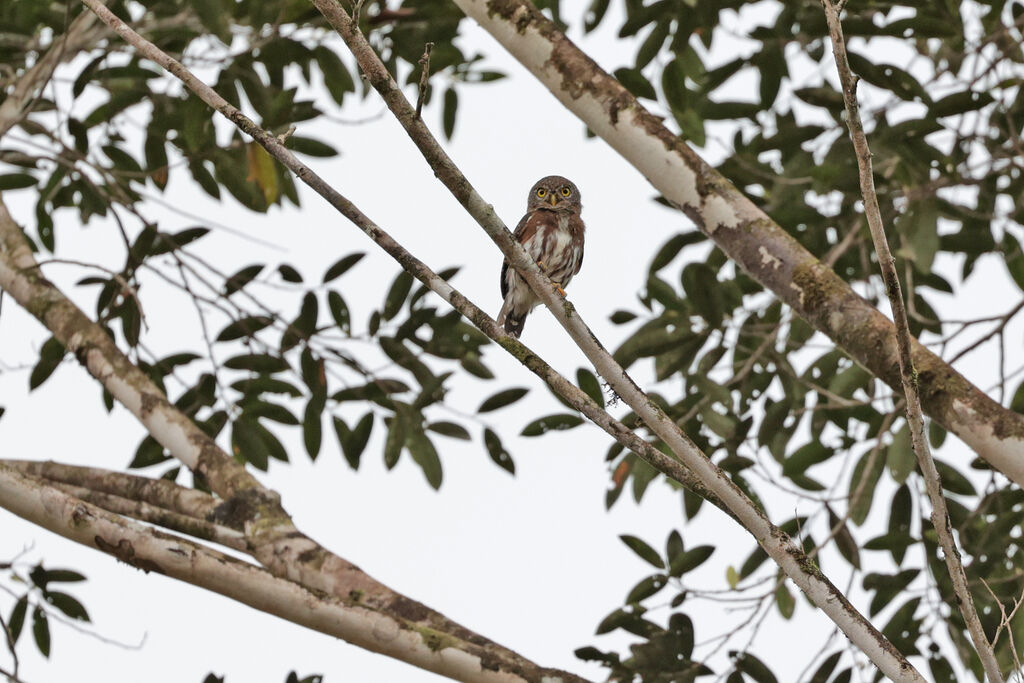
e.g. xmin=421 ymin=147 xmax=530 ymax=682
xmin=0 ymin=463 xmax=577 ymax=683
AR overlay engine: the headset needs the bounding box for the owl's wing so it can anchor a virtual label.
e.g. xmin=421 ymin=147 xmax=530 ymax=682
xmin=570 ymin=214 xmax=585 ymax=275
xmin=500 ymin=212 xmax=541 ymax=300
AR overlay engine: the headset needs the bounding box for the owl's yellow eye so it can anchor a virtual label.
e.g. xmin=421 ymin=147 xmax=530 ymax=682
xmin=536 ymin=188 xmax=547 ymax=198
xmin=560 ymin=187 xmax=571 ymax=196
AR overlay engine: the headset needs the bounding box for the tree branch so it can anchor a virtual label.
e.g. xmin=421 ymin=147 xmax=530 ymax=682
xmin=448 ymin=0 xmax=1024 ymax=490
xmin=821 ymin=3 xmax=1003 ymax=681
xmin=0 ymin=462 xmax=573 ymax=683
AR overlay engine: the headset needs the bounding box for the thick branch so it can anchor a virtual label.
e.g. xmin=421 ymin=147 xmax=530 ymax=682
xmin=822 ymin=4 xmax=1003 ymax=681
xmin=450 ymin=0 xmax=1024 ymax=489
xmin=0 ymin=463 xmax=568 ymax=683
xmin=309 ymin=4 xmax=924 ymax=681
xmin=2 ymin=460 xmax=247 ymax=552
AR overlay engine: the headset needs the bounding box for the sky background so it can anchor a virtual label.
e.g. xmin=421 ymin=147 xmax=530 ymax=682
xmin=1 ymin=1 xmax=1020 ymax=681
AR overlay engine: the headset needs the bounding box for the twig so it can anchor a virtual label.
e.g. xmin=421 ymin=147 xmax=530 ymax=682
xmin=415 ymin=42 xmax=433 ymax=120
xmin=821 ymin=3 xmax=1004 ymax=681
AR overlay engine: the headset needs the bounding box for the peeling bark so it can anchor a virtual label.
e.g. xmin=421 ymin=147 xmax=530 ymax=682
xmin=0 ymin=463 xmax=577 ymax=683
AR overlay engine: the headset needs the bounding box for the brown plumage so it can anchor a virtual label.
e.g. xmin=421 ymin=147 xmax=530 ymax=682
xmin=497 ymin=176 xmax=585 ymax=338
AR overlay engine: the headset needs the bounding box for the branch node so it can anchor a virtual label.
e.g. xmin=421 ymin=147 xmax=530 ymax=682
xmin=415 ymin=42 xmax=434 ymax=120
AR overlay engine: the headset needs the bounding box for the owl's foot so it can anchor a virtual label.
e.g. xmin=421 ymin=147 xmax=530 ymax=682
xmin=552 ymin=282 xmax=566 ymax=297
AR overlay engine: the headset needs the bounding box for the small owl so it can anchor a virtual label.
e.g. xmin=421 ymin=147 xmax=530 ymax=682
xmin=496 ymin=175 xmax=585 ymax=338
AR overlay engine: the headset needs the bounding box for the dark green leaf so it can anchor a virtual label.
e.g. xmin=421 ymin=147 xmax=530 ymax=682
xmin=29 ymin=337 xmax=65 ymax=390
xmin=620 ymin=534 xmax=664 ymax=569
xmin=323 ymin=253 xmax=365 ymax=283
xmin=478 ymin=388 xmax=529 ymax=413
xmin=521 ymin=413 xmax=583 ymax=436
xmin=483 ymin=427 xmax=515 ymax=474
xmin=216 ymin=316 xmax=274 ymax=342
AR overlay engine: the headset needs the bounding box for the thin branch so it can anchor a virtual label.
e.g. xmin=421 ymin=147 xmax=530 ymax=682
xmin=821 ymin=3 xmax=1003 ymax=681
xmin=415 ymin=42 xmax=434 ymax=119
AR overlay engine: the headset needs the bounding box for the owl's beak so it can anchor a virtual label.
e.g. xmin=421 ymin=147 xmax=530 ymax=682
xmin=547 ymin=194 xmax=558 ymax=206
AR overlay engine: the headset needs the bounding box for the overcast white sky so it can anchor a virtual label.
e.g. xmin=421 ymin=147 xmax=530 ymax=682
xmin=2 ymin=2 xmax=1020 ymax=682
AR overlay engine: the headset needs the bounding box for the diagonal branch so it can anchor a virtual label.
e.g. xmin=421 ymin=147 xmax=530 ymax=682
xmin=449 ymin=0 xmax=1024 ymax=490
xmin=821 ymin=3 xmax=1003 ymax=681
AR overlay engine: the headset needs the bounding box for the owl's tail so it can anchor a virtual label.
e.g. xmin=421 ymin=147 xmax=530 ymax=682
xmin=496 ymin=297 xmax=527 ymax=338
xmin=503 ymin=312 xmax=527 ymax=338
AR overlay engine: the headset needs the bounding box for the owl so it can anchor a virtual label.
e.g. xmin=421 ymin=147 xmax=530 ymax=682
xmin=496 ymin=175 xmax=585 ymax=338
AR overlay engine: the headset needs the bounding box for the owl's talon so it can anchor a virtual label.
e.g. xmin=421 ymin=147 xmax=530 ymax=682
xmin=553 ymin=282 xmax=566 ymax=297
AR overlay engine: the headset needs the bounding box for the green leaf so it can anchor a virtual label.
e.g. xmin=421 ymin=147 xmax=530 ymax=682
xmin=407 ymin=426 xmax=443 ymax=489
xmin=483 ymin=428 xmax=515 ymax=474
xmin=808 ymin=652 xmax=842 ymax=683
xmin=887 ymin=424 xmax=915 ymax=484
xmin=934 ymin=460 xmax=976 ymax=496
xmin=303 ymin=397 xmax=324 ymax=460
xmin=327 ymin=290 xmax=351 ymax=333
xmin=46 ymin=591 xmax=89 ymax=621
xmin=478 ymin=388 xmax=529 ymax=413
xmin=224 ymin=353 xmax=289 ymax=373
xmin=29 ymin=337 xmax=66 ymax=390
xmin=334 ymin=412 xmax=373 ymax=469
xmin=620 ymin=534 xmax=664 ymax=569
xmin=442 ymin=87 xmax=458 ymax=140
xmin=224 ymin=264 xmax=264 ymax=296
xmin=782 ymin=442 xmax=833 ymax=477
xmin=9 ymin=596 xmax=27 ymax=643
xmin=1002 ymin=233 xmax=1024 ymax=293
xmin=286 ymin=136 xmax=338 ymax=157
xmin=668 ymin=545 xmax=714 ymax=577
xmin=426 ymin=421 xmax=470 ymax=440
xmin=382 ymin=271 xmax=414 ymax=321
xmin=315 ymin=45 xmax=355 ymax=105
xmin=576 ymin=369 xmax=604 ymax=407
xmin=232 ymin=419 xmax=269 ymax=470
xmin=129 ymin=436 xmax=169 ymax=468
xmin=733 ymin=651 xmax=778 ymax=683
xmin=323 ymin=253 xmax=365 ymax=283
xmin=625 ymin=574 xmax=668 ymax=604
xmin=216 ymin=316 xmax=274 ymax=342
xmin=32 ymin=607 xmax=50 ymax=658
xmin=0 ymin=173 xmax=38 ymax=190
xmin=775 ymin=581 xmax=795 ymax=619
xmin=848 ymin=445 xmax=886 ymax=525
xmin=521 ymin=413 xmax=584 ymax=436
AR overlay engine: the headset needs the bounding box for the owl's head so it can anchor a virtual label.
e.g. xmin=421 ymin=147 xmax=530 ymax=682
xmin=527 ymin=175 xmax=582 ymax=214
